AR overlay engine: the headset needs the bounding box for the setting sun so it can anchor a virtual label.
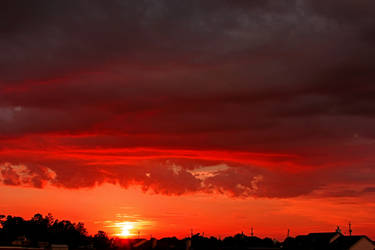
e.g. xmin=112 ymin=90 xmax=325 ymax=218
xmin=107 ymin=217 xmax=153 ymax=239
xmin=117 ymin=222 xmax=135 ymax=238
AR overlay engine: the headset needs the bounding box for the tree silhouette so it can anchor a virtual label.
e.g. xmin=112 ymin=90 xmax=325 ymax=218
xmin=0 ymin=214 xmax=286 ymax=250
xmin=0 ymin=213 xmax=99 ymax=249
xmin=93 ymin=230 xmax=113 ymax=250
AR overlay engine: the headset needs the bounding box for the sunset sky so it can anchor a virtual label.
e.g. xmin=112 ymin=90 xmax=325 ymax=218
xmin=1 ymin=0 xmax=375 ymax=240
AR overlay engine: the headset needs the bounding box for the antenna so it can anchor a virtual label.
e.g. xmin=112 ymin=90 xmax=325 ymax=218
xmin=287 ymin=229 xmax=290 ymax=238
xmin=349 ymin=222 xmax=352 ymax=236
xmin=336 ymin=225 xmax=341 ymax=234
xmin=251 ymin=227 xmax=254 ymax=237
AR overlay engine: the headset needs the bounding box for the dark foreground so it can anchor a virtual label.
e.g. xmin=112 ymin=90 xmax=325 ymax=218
xmin=1 ymin=214 xmax=374 ymax=250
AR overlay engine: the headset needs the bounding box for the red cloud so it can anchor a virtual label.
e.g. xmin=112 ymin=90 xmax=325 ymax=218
xmin=1 ymin=0 xmax=375 ymax=199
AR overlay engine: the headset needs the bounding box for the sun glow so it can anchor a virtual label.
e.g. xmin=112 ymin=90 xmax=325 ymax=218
xmin=121 ymin=222 xmax=133 ymax=237
xmin=107 ymin=215 xmax=153 ymax=239
xmin=114 ymin=221 xmax=135 ymax=238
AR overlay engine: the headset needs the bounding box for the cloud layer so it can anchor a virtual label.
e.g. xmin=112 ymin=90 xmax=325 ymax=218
xmin=1 ymin=0 xmax=375 ymax=198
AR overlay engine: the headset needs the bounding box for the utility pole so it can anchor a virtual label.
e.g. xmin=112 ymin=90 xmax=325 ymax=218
xmin=251 ymin=227 xmax=254 ymax=237
xmin=287 ymin=229 xmax=290 ymax=238
xmin=349 ymin=222 xmax=352 ymax=236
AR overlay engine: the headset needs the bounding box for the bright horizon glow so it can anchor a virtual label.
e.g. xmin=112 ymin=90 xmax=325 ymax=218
xmin=120 ymin=222 xmax=134 ymax=237
xmin=114 ymin=221 xmax=135 ymax=238
xmin=1 ymin=184 xmax=374 ymax=241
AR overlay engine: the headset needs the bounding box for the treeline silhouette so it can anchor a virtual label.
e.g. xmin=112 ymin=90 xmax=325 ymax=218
xmin=0 ymin=213 xmax=282 ymax=250
xmin=0 ymin=213 xmax=113 ymax=249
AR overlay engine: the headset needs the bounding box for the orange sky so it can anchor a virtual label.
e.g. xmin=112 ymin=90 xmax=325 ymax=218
xmin=1 ymin=183 xmax=374 ymax=240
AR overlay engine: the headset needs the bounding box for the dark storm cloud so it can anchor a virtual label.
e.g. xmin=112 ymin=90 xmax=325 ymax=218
xmin=1 ymin=0 xmax=375 ymax=198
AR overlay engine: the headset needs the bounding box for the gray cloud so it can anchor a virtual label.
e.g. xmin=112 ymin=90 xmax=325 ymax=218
xmin=0 ymin=0 xmax=375 ymax=198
